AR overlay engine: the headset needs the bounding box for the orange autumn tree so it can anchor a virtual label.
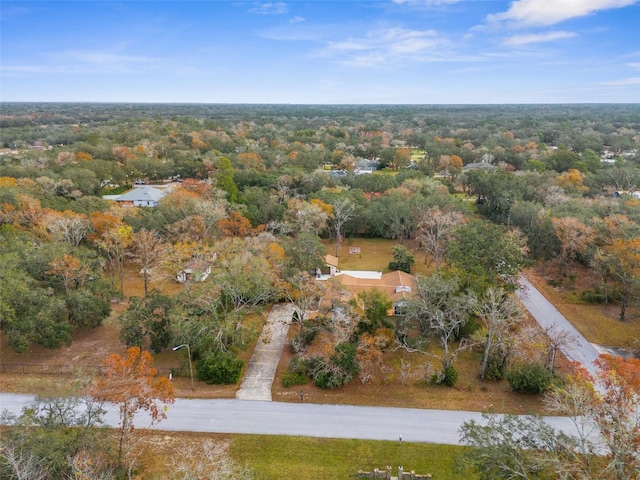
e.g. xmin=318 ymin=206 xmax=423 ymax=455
xmin=46 ymin=254 xmax=90 ymax=294
xmin=552 ymin=216 xmax=594 ymax=275
xmin=91 ymin=347 xmax=174 ymax=465
xmin=545 ymin=355 xmax=640 ymax=480
xmin=216 ymin=210 xmax=255 ymax=237
xmin=598 ymin=237 xmax=640 ymax=321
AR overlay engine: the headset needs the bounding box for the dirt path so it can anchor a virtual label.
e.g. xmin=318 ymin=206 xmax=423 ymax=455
xmin=235 ymin=304 xmax=294 ymax=401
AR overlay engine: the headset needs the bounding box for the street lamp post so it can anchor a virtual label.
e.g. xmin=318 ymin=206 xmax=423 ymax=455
xmin=172 ymin=344 xmax=195 ymax=390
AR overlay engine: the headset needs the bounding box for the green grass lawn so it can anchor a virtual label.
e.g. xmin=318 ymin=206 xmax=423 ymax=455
xmin=231 ymin=435 xmax=473 ymax=480
xmin=330 ymin=238 xmax=434 ymax=277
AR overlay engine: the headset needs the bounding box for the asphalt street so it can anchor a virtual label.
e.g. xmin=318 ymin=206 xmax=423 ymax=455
xmin=0 ymin=393 xmax=578 ymax=445
xmin=516 ymin=276 xmax=600 ymax=377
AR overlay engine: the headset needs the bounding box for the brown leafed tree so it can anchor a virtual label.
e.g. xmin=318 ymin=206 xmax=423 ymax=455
xmin=91 ymin=347 xmax=174 ymax=466
xmin=217 ymin=210 xmax=254 ymax=237
xmin=356 ymin=333 xmax=387 ymax=384
xmin=597 ymin=237 xmax=640 ymax=321
xmin=96 ymin=224 xmax=133 ymax=297
xmin=552 ymin=216 xmax=594 ymax=275
xmin=544 ymin=355 xmax=640 ymax=480
xmin=130 ymin=228 xmax=167 ymax=297
xmin=46 ymin=253 xmax=90 ymax=294
xmin=416 ymin=207 xmax=465 ymax=269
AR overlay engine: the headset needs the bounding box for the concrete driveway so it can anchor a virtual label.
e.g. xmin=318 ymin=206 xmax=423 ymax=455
xmin=235 ymin=303 xmax=294 ymax=401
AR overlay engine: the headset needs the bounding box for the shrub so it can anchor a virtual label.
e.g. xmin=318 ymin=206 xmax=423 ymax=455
xmin=579 ymin=287 xmax=621 ymax=304
xmin=432 ymin=365 xmax=459 ymax=387
xmin=457 ymin=316 xmax=481 ymax=341
xmin=506 ymin=363 xmax=553 ymax=394
xmin=389 ymin=245 xmax=415 ymax=274
xmin=282 ymin=357 xmax=309 ymax=387
xmin=483 ymin=351 xmax=508 ymax=381
xmin=196 ymin=351 xmax=244 ymax=385
xmin=308 ymin=343 xmax=360 ymax=390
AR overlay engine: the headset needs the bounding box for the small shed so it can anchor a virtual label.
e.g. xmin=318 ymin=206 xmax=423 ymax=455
xmin=325 ymin=254 xmax=339 ymax=276
xmin=176 ymin=260 xmax=212 ymax=283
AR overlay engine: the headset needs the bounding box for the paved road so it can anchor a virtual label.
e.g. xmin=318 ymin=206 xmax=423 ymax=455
xmin=516 ymin=277 xmax=600 ymax=377
xmin=0 ymin=393 xmax=578 ymax=445
xmin=236 ymin=304 xmax=293 ymax=401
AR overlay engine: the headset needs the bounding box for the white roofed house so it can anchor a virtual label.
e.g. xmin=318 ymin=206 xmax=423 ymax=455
xmin=111 ymin=186 xmax=167 ymax=207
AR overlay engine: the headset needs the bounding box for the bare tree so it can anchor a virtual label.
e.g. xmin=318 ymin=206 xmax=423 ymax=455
xmin=45 ymin=211 xmax=92 ymax=248
xmin=416 ymin=207 xmax=465 ymax=269
xmin=130 ymin=228 xmax=167 ymax=297
xmin=283 ymin=271 xmax=326 ymax=354
xmin=168 ymin=440 xmax=254 ymax=480
xmin=0 ymin=443 xmax=47 ymax=480
xmin=330 ymin=198 xmax=355 ymax=257
xmin=399 ymin=273 xmax=475 ymax=382
xmin=193 ymin=195 xmax=228 ymax=240
xmin=472 ymin=287 xmax=525 ymax=380
xmin=541 ymin=322 xmax=579 ymax=374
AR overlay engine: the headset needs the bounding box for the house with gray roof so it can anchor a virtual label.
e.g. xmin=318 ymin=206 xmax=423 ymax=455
xmin=110 ymin=186 xmax=167 ymax=207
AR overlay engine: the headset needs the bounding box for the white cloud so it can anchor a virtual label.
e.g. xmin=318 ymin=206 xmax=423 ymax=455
xmin=320 ymin=27 xmax=447 ymax=68
xmin=56 ymin=50 xmax=157 ymax=66
xmin=392 ymin=0 xmax=461 ymax=5
xmin=248 ymin=2 xmax=288 ymax=15
xmin=628 ymin=62 xmax=640 ymax=69
xmin=488 ymin=0 xmax=638 ymax=27
xmin=2 ymin=49 xmax=169 ymax=77
xmin=503 ymin=30 xmax=576 ymax=46
xmin=289 ymin=16 xmax=305 ymax=23
xmin=601 ymin=77 xmax=640 ymax=85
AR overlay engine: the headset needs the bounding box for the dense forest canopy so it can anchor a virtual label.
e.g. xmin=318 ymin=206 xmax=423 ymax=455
xmin=1 ymin=102 xmax=639 ymax=356
xmin=2 ymin=103 xmax=640 ymax=479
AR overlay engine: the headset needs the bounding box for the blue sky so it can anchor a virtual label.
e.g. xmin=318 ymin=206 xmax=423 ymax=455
xmin=1 ymin=0 xmax=639 ymax=103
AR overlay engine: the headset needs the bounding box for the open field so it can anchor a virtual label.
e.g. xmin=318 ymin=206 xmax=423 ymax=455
xmin=127 ymin=430 xmax=475 ymax=479
xmin=330 ymin=237 xmax=434 ymax=276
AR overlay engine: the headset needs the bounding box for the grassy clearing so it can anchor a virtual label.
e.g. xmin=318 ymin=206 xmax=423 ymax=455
xmin=230 ymin=434 xmax=472 ymax=480
xmin=330 ymin=237 xmax=434 ymax=277
xmin=129 ymin=431 xmax=475 ymax=479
